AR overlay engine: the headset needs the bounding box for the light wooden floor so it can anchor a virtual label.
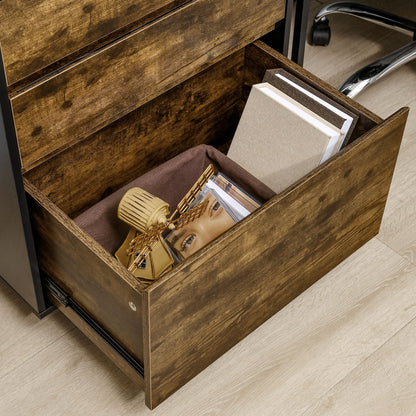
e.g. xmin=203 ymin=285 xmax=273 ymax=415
xmin=1 ymin=1 xmax=416 ymax=414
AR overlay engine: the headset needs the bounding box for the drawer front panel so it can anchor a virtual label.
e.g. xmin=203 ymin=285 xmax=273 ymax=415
xmin=144 ymin=108 xmax=408 ymax=408
xmin=11 ymin=0 xmax=285 ymax=171
xmin=0 ymin=0 xmax=188 ymax=87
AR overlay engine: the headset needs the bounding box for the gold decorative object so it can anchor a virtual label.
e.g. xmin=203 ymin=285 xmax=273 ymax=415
xmin=116 ymin=164 xmax=215 ymax=284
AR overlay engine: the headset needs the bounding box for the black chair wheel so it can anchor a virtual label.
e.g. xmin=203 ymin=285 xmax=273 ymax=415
xmin=309 ymin=18 xmax=331 ymax=46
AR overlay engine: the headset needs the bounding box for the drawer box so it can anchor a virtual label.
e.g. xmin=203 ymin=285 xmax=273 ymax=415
xmin=0 ymin=0 xmax=407 ymax=409
xmin=21 ymin=40 xmax=408 ymax=409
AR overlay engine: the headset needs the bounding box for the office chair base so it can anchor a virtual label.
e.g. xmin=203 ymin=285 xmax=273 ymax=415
xmin=313 ymin=2 xmax=416 ymax=37
xmin=310 ymin=2 xmax=416 ymax=97
xmin=339 ymin=40 xmax=416 ymax=98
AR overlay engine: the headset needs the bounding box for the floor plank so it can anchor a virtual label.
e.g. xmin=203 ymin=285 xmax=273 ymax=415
xmin=377 ymin=123 xmax=416 ymax=265
xmin=0 ymin=278 xmax=74 ymax=380
xmin=0 ymin=328 xmax=147 ymax=416
xmin=301 ymin=317 xmax=416 ymax=416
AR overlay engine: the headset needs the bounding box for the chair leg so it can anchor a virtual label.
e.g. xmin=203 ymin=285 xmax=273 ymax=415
xmin=339 ymin=40 xmax=416 ymax=98
xmin=315 ymin=2 xmax=416 ymax=34
xmin=310 ymin=2 xmax=416 ymax=46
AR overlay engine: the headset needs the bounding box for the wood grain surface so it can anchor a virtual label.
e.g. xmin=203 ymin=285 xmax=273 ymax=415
xmin=26 ymin=42 xmax=380 ymax=219
xmin=0 ymin=0 xmax=188 ymax=88
xmin=24 ymin=179 xmax=145 ymax=361
xmin=25 ymin=50 xmax=245 ymax=217
xmin=143 ymin=107 xmax=408 ymax=408
xmin=2 ymin=1 xmax=415 ymax=413
xmin=303 ymin=317 xmax=416 ymax=416
xmin=11 ymin=0 xmax=285 ymax=171
xmin=139 ymin=239 xmax=416 ymax=416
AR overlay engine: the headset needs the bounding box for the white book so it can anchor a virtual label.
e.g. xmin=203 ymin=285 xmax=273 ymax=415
xmin=227 ymin=82 xmax=343 ymax=194
xmin=273 ymin=72 xmax=354 ymax=151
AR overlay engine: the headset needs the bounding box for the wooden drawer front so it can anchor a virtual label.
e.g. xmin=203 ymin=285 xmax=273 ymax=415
xmin=144 ymin=107 xmax=407 ymax=408
xmin=11 ymin=0 xmax=285 ymax=171
xmin=0 ymin=0 xmax=188 ymax=87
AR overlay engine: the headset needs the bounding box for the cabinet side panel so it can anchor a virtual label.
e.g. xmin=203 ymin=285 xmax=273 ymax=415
xmin=25 ymin=180 xmax=144 ymax=361
xmin=145 ymin=108 xmax=408 ymax=408
xmin=0 ymin=50 xmax=46 ymax=314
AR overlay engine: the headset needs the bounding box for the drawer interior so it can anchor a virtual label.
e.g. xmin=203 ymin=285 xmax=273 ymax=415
xmin=24 ymin=43 xmax=376 ymax=222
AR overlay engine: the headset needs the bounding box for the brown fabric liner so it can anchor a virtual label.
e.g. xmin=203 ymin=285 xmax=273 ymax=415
xmin=74 ymin=145 xmax=275 ymax=254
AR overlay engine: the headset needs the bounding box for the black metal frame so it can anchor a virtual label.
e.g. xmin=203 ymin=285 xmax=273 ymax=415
xmin=291 ymin=0 xmax=311 ymax=66
xmin=263 ymin=0 xmax=312 ymax=66
xmin=0 ymin=50 xmax=49 ymax=317
xmin=261 ymin=0 xmax=294 ymax=57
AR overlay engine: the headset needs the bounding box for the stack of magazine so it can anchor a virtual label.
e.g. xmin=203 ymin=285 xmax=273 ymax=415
xmin=166 ymin=173 xmax=260 ymax=260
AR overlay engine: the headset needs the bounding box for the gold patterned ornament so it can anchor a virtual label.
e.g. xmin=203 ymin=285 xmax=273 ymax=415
xmin=115 ymin=164 xmax=215 ymax=285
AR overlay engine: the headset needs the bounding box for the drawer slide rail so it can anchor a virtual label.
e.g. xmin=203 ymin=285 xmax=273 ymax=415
xmin=43 ymin=275 xmax=145 ymax=378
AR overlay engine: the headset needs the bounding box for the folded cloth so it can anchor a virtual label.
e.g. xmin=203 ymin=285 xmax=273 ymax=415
xmin=74 ymin=144 xmax=275 ymax=254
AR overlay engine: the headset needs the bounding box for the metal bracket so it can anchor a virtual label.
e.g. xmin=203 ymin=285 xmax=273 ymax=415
xmin=43 ymin=275 xmax=145 ymax=378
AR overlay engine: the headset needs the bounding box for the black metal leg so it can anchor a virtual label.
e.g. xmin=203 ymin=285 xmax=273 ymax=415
xmin=291 ymin=0 xmax=311 ymax=66
xmin=0 ymin=51 xmax=47 ymax=316
xmin=261 ymin=0 xmax=294 ymax=56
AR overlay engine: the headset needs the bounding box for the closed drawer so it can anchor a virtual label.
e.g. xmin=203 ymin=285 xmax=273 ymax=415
xmin=9 ymin=0 xmax=285 ymax=171
xmin=0 ymin=0 xmax=191 ymax=87
xmin=24 ymin=40 xmax=408 ymax=409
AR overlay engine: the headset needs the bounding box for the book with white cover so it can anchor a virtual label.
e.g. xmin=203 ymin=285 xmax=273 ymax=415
xmin=227 ymin=82 xmax=343 ymax=194
xmin=263 ymin=68 xmax=358 ymax=148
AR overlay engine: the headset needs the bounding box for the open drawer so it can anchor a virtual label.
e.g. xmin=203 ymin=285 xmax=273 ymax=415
xmin=19 ymin=41 xmax=408 ymax=408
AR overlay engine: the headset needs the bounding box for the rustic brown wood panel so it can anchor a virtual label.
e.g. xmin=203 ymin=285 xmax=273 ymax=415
xmin=244 ymin=42 xmax=382 ymax=138
xmin=24 ymin=179 xmax=145 ymax=360
xmin=25 ymin=50 xmax=245 ymax=217
xmin=0 ymin=0 xmax=188 ymax=87
xmin=11 ymin=0 xmax=285 ymax=171
xmin=143 ymin=108 xmax=408 ymax=408
xmin=46 ymin=293 xmax=145 ymax=388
